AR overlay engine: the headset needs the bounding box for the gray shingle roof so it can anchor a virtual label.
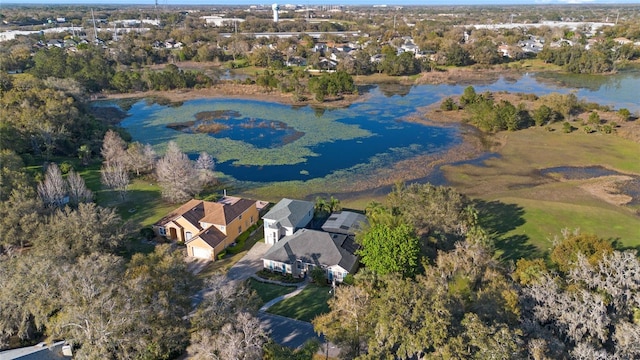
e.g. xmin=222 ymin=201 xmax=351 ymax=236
xmin=262 ymin=198 xmax=314 ymax=228
xmin=321 ymin=211 xmax=368 ymax=235
xmin=262 ymin=229 xmax=359 ymax=273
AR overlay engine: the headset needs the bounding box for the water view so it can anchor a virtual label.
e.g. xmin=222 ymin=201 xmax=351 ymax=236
xmin=116 ymin=71 xmax=640 ymax=184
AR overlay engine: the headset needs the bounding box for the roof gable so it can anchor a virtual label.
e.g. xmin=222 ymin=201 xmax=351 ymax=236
xmin=262 ymin=198 xmax=314 ymax=228
xmin=156 ymin=197 xmax=256 ymax=229
xmin=262 ymin=229 xmax=358 ymax=272
xmin=188 ymin=226 xmax=227 ymax=249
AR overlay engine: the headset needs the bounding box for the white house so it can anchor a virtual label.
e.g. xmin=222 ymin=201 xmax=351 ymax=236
xmin=262 ymin=198 xmax=314 ymax=245
xmin=261 ymin=228 xmax=359 ymax=282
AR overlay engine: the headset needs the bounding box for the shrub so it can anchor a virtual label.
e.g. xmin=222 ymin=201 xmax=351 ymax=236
xmin=310 ymin=267 xmax=327 ymax=286
xmin=618 ymin=108 xmax=631 ymax=121
xmin=256 ymin=269 xmax=304 ymax=283
xmin=440 ymin=97 xmax=459 ymax=111
xmin=59 ymin=161 xmax=73 ymax=174
xmin=343 ymin=274 xmax=355 ymax=285
xmin=140 ymin=227 xmax=155 ymax=240
xmin=217 ymin=249 xmax=226 ymax=260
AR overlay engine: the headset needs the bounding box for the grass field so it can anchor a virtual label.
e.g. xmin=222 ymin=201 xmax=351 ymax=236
xmin=248 ymin=278 xmax=297 ymax=305
xmin=267 ymin=284 xmax=332 ymax=322
xmin=444 ymin=123 xmax=640 ymax=259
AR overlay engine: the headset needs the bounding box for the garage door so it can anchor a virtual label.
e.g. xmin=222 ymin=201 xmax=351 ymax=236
xmin=191 ymin=246 xmax=211 ymax=260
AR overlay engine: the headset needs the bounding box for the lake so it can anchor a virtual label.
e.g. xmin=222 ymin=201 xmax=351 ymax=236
xmin=116 ymin=71 xmax=640 ymax=186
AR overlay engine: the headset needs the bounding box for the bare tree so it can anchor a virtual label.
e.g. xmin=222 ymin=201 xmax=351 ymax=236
xmin=37 ymin=163 xmax=68 ymax=207
xmin=66 ymin=170 xmax=93 ymax=206
xmin=188 ymin=275 xmax=263 ymax=359
xmin=195 ymin=151 xmax=216 ymax=187
xmin=125 ymin=142 xmax=156 ymax=176
xmin=101 ymin=162 xmax=129 ymax=201
xmin=195 ymin=152 xmax=214 ymax=171
xmin=155 ymin=141 xmax=201 ymax=203
xmin=142 ymin=144 xmax=157 ymax=172
xmin=101 ymin=130 xmax=127 ymax=167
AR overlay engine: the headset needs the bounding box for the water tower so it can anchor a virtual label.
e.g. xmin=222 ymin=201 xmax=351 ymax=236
xmin=272 ymin=3 xmax=280 ymax=23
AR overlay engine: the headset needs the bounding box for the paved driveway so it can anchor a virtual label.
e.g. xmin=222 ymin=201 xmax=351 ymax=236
xmin=226 ymin=242 xmax=270 ymax=282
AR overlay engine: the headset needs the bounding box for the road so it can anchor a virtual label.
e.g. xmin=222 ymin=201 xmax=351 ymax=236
xmin=258 ymin=313 xmax=340 ymax=358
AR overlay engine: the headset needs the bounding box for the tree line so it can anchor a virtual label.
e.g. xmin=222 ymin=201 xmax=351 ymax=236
xmin=441 ymin=86 xmax=629 ymax=133
xmin=313 ymin=182 xmax=640 ymax=359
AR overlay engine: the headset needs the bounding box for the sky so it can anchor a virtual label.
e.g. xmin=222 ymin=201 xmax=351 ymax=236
xmin=5 ymin=0 xmax=640 ymax=5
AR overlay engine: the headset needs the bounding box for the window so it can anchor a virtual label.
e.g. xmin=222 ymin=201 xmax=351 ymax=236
xmin=239 ymin=214 xmax=243 ymax=220
xmin=185 ymin=231 xmax=193 ymax=241
xmin=238 ymin=226 xmax=242 ymax=234
xmin=220 ymin=225 xmax=225 ymax=231
xmin=250 ymin=215 xmax=254 ymax=224
xmin=158 ymin=227 xmax=166 ymax=236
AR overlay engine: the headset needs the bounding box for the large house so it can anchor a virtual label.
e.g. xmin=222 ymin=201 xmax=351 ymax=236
xmin=262 ymin=206 xmax=368 ymax=283
xmin=262 ymin=198 xmax=314 ymax=245
xmin=154 ymin=196 xmax=260 ymax=260
xmin=262 ymin=228 xmax=359 ymax=283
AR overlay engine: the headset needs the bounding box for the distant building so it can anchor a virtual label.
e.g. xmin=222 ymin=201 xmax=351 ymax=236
xmin=200 ymin=15 xmax=245 ymax=27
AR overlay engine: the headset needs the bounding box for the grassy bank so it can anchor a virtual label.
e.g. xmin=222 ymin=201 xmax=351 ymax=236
xmin=443 ymin=123 xmax=640 ymax=256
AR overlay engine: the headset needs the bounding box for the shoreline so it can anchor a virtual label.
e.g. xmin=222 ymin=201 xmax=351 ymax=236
xmin=102 ymin=82 xmax=367 ymax=109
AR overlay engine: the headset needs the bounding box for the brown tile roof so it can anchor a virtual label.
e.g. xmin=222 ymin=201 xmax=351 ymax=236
xmin=154 ymin=199 xmax=203 ymax=227
xmin=200 ymin=198 xmax=256 ymax=226
xmin=188 ymin=226 xmax=227 ymax=249
xmin=156 ymin=198 xmax=257 ymax=229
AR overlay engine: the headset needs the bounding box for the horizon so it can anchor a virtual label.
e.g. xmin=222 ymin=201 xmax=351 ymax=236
xmin=5 ymin=0 xmax=640 ymax=6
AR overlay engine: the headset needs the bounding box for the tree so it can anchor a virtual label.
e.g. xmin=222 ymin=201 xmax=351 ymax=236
xmin=618 ymin=108 xmax=631 ymax=121
xmin=37 ymin=163 xmax=68 ymax=208
xmin=101 ymin=162 xmax=129 ymax=201
xmin=550 ymin=233 xmax=613 ymax=273
xmin=263 ymin=339 xmax=320 ymax=360
xmin=49 ymin=253 xmax=131 ymax=359
xmin=0 ymin=189 xmax=43 ymax=252
xmin=122 ymin=244 xmax=199 ymax=359
xmin=101 ymin=130 xmax=127 ymax=167
xmin=0 ymin=149 xmax=31 ymax=201
xmin=155 ymin=141 xmax=202 ymax=203
xmin=523 ymin=250 xmax=640 ymax=358
xmin=188 ymin=276 xmax=265 ymax=359
xmin=356 ymin=222 xmax=420 ymax=278
xmin=460 ymin=86 xmax=478 ymax=106
xmin=387 ymin=182 xmax=473 ymax=246
xmin=0 ymin=254 xmax=60 ymax=346
xmin=125 ymin=142 xmax=156 ymax=176
xmin=77 ymin=144 xmax=92 ymax=165
xmin=533 ymin=105 xmax=553 ymax=126
xmin=440 ymin=97 xmax=459 ymax=111
xmin=32 ymin=203 xmax=127 ymax=260
xmin=188 ymin=312 xmax=267 ymax=360
xmin=66 ymin=170 xmax=93 ymax=206
xmin=195 ymin=151 xmax=216 ymax=186
xmin=313 ymin=284 xmax=372 ymax=358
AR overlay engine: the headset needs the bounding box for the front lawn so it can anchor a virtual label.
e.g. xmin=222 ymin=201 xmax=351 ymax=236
xmin=248 ymin=278 xmax=296 ymax=305
xmin=267 ymin=284 xmax=332 ymax=322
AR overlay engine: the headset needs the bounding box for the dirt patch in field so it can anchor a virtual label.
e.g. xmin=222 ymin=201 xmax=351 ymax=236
xmin=579 ymin=176 xmax=635 ymax=207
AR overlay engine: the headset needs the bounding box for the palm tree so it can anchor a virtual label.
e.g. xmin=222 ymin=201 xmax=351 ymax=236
xmin=328 ymin=196 xmax=342 ymax=213
xmin=314 ymin=196 xmax=330 ymax=218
